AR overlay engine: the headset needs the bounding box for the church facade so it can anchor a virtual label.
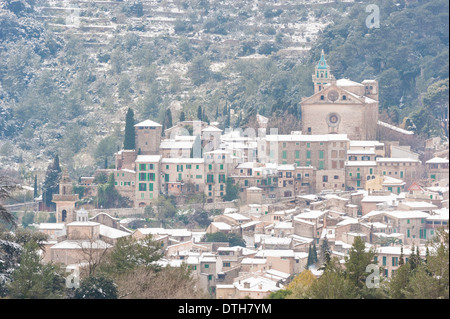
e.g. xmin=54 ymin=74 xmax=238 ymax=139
xmin=301 ymin=50 xmax=379 ymax=141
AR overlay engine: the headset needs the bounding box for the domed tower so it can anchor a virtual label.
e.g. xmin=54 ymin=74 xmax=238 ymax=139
xmin=312 ymin=49 xmax=334 ymax=94
xmin=52 ymin=168 xmax=79 ymax=223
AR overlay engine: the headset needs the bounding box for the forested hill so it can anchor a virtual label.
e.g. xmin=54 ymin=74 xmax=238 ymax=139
xmin=309 ymin=0 xmax=448 ymax=139
xmin=0 ymin=0 xmax=448 ymax=180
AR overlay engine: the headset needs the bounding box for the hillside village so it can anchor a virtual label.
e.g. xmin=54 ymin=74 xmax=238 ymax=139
xmin=32 ymin=52 xmax=449 ymax=299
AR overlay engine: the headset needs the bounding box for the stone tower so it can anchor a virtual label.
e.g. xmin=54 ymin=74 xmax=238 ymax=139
xmin=312 ymin=49 xmax=334 ymax=94
xmin=134 ymin=119 xmax=162 ymax=155
xmin=52 ymin=169 xmax=79 ymax=223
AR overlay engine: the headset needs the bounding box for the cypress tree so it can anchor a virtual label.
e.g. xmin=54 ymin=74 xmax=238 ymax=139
xmin=42 ymin=155 xmax=62 ymax=208
xmin=33 ymin=175 xmax=38 ymax=199
xmin=306 ymin=245 xmax=313 ymax=269
xmin=197 ymin=105 xmax=202 ymax=121
xmin=123 ymin=108 xmax=135 ymax=150
xmin=179 ymin=111 xmax=186 ymax=122
xmin=223 ymin=101 xmax=227 ymax=116
xmin=312 ymin=242 xmax=318 ymax=263
xmin=164 ymin=109 xmax=173 ymax=129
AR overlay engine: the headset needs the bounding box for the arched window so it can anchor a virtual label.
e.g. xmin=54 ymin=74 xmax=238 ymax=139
xmin=62 ymin=210 xmax=67 ymax=222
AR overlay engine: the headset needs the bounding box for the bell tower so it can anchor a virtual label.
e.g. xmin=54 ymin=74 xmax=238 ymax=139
xmin=52 ymin=168 xmax=79 ymax=224
xmin=312 ymin=49 xmax=334 ymax=94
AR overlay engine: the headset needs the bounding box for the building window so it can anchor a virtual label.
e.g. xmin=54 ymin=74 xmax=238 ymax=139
xmin=323 ymin=176 xmax=328 ymax=182
xmin=392 ymin=257 xmax=398 ymax=267
xmin=139 ymin=183 xmax=146 ymax=191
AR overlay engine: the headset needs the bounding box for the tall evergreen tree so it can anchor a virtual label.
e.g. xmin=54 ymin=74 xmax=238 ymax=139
xmin=42 ymin=155 xmax=61 ymax=208
xmin=164 ymin=109 xmax=173 ymax=129
xmin=312 ymin=242 xmax=318 ymax=264
xmin=223 ymin=101 xmax=227 ymax=116
xmin=306 ymin=245 xmax=314 ymax=269
xmin=123 ymin=108 xmax=135 ymax=150
xmin=33 ymin=175 xmax=38 ymax=199
xmin=179 ymin=111 xmax=186 ymax=122
xmin=197 ymin=105 xmax=203 ymax=121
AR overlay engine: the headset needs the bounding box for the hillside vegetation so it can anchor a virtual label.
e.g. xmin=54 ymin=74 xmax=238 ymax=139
xmin=0 ymin=0 xmax=448 ymax=182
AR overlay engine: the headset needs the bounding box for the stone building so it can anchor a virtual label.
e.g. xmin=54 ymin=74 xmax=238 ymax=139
xmin=301 ymin=51 xmax=379 ymax=140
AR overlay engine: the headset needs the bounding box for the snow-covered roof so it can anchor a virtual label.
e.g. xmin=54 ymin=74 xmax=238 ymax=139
xmin=377 ymin=121 xmax=414 ymax=135
xmin=234 ymin=275 xmax=283 ymax=292
xmin=262 ymin=237 xmax=292 ymax=245
xmin=294 ymin=210 xmax=326 ymax=219
xmin=336 ymin=78 xmax=364 ymax=87
xmin=345 ymin=161 xmax=377 ymax=167
xmin=161 ymin=158 xmax=204 ymax=164
xmin=426 ymin=157 xmax=449 ymax=164
xmin=39 ymin=223 xmax=65 ymax=230
xmin=255 ymin=249 xmax=295 ymax=258
xmin=134 ymin=119 xmax=162 ymax=127
xmin=99 ymin=225 xmax=131 ymax=239
xmin=265 ymin=134 xmax=349 ymax=142
xmin=202 ymin=126 xmax=222 ymax=132
xmin=382 ymin=176 xmax=405 ymax=186
xmin=210 ymin=222 xmax=232 ymax=231
xmin=50 ymin=240 xmax=112 ymax=250
xmin=427 ymin=208 xmax=449 ymax=221
xmin=361 ymin=194 xmax=399 ymax=203
xmin=363 ymin=210 xmax=430 ymax=220
xmin=241 ymin=258 xmax=267 ymax=265
xmin=135 ymin=155 xmax=162 ymax=163
xmin=400 ymin=201 xmax=437 ymax=209
xmin=376 ymin=157 xmax=420 ymax=163
xmin=224 ymin=212 xmax=251 ymax=221
xmin=347 ymin=149 xmax=376 ymax=155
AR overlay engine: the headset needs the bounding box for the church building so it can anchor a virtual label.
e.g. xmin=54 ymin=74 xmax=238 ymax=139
xmin=301 ymin=50 xmax=379 ymax=141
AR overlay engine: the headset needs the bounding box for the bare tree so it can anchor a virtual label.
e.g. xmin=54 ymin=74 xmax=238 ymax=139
xmin=116 ymin=265 xmax=209 ymax=299
xmin=77 ymin=236 xmax=111 ymax=278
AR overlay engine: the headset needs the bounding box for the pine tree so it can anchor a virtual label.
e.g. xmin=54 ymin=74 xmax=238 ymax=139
xmin=123 ymin=108 xmax=135 ymax=150
xmin=320 ymin=237 xmax=331 ymax=265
